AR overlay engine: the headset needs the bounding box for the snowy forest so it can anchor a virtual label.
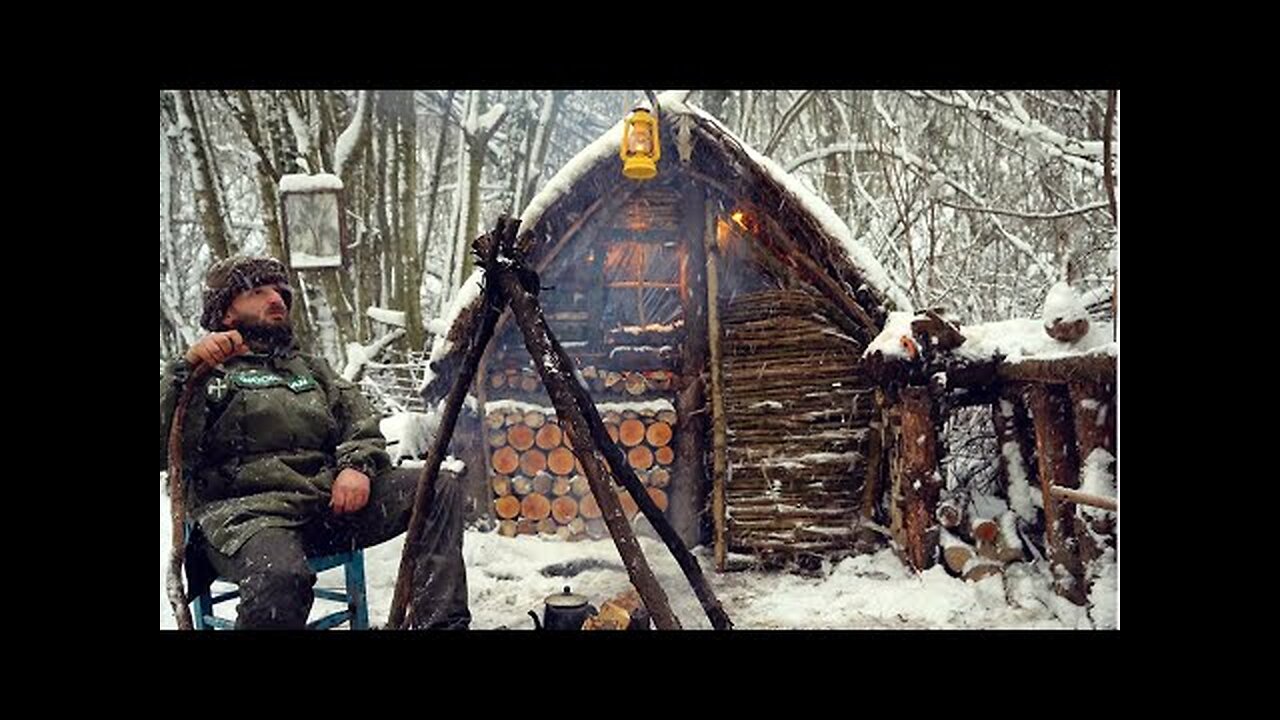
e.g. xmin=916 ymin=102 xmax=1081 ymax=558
xmin=160 ymin=89 xmax=1118 ymax=630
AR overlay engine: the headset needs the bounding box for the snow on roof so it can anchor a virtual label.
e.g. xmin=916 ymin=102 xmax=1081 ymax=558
xmin=279 ymin=173 xmax=344 ymax=193
xmin=865 ymin=310 xmax=1116 ymax=362
xmin=519 ymin=90 xmax=910 ymax=311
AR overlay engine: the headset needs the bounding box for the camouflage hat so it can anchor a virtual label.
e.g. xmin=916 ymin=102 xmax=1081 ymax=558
xmin=200 ymin=256 xmax=293 ymax=331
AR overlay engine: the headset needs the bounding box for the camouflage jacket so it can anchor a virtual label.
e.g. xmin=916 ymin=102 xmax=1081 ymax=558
xmin=160 ymin=346 xmax=390 ymax=556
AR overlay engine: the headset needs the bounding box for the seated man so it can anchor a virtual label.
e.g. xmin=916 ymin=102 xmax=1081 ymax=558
xmin=161 ymin=255 xmax=469 ymax=629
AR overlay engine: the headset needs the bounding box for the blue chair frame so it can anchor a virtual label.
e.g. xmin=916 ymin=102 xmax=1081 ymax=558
xmin=190 ymin=547 xmax=370 ymax=631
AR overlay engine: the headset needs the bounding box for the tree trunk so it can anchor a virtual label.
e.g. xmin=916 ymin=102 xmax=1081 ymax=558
xmin=672 ymin=182 xmax=709 ymax=550
xmin=1026 ymin=383 xmax=1087 ymax=606
xmin=992 ymin=390 xmax=1038 ymax=523
xmin=394 ymin=91 xmax=425 ymax=352
xmin=899 ymin=386 xmax=942 ymax=570
xmin=173 ymin=90 xmax=232 ymax=261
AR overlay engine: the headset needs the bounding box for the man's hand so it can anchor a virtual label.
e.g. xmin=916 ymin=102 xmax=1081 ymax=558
xmin=184 ymin=330 xmax=249 ymax=368
xmin=331 ymin=468 xmax=371 ymax=515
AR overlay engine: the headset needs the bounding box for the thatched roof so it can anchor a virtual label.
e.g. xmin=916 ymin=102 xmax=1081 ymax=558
xmin=423 ymin=91 xmax=911 ymax=401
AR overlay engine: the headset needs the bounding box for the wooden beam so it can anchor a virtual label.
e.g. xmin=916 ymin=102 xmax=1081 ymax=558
xmin=998 ymin=355 xmax=1116 ymax=384
xmin=1050 ymin=485 xmax=1117 ymax=512
xmin=706 ymin=199 xmax=729 ymax=573
xmin=671 ymin=182 xmax=708 ymax=549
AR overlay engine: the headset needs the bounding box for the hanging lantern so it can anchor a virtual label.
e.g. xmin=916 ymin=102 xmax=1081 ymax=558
xmin=620 ymin=107 xmax=660 ymax=180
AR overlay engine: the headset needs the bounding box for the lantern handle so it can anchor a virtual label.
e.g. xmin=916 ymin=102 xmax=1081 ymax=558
xmin=642 ymin=90 xmax=660 ymax=118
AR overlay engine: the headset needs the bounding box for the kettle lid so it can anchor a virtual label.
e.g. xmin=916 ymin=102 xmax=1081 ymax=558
xmin=545 ymin=585 xmax=590 ymax=608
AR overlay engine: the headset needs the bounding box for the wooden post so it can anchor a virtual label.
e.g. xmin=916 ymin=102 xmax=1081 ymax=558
xmin=899 ymin=386 xmax=943 ymax=570
xmin=1068 ymin=380 xmax=1117 ymax=592
xmin=1026 ymin=383 xmax=1087 ymax=606
xmin=671 ymin=182 xmax=708 ymax=549
xmin=389 ymin=218 xmax=507 ymax=630
xmin=705 ymin=201 xmax=729 ymax=573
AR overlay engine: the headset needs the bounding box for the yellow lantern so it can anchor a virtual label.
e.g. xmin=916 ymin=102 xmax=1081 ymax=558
xmin=620 ymin=106 xmax=660 ymax=180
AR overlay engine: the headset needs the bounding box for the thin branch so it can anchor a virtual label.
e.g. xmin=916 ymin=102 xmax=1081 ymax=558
xmin=937 ymin=200 xmax=1111 ymax=221
xmin=764 ymin=90 xmax=817 ymax=156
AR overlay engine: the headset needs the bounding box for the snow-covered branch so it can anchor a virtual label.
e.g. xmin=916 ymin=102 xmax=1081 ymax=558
xmin=342 ymin=327 xmax=407 ymax=382
xmin=334 ymin=90 xmax=372 ymax=184
xmin=937 ymin=200 xmax=1111 ymax=221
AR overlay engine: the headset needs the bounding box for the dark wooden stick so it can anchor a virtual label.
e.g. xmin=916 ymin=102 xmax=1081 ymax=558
xmin=899 ymin=386 xmax=942 ymax=570
xmin=388 ymin=217 xmax=507 ymax=629
xmin=492 ymin=235 xmax=683 ymax=630
xmin=545 ymin=299 xmax=734 ymax=630
xmin=1026 ymin=383 xmax=1087 ymax=606
xmin=165 ymin=363 xmax=210 ymax=631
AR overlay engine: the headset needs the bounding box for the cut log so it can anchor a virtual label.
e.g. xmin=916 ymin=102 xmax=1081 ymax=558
xmin=520 ymin=375 xmax=538 ymax=392
xmin=638 ymin=403 xmax=657 ymax=418
xmin=647 ymin=487 xmax=669 ymax=512
xmin=648 ymin=467 xmax=671 ymax=489
xmin=619 ymin=490 xmax=640 ymax=520
xmin=625 ymin=372 xmax=647 ymax=395
xmin=491 ymin=475 xmax=512 ymax=497
xmin=940 ymin=530 xmax=975 ymax=575
xmin=627 ymin=445 xmax=655 ymax=471
xmin=657 ymin=409 xmax=677 ymax=425
xmin=494 ymin=495 xmax=521 ymax=520
xmin=586 ymin=518 xmax=608 ymax=539
xmin=971 ymin=518 xmax=999 ymax=545
xmin=646 ymin=421 xmax=673 ymax=447
xmin=655 ymin=446 xmax=674 ymax=465
xmin=537 ymin=517 xmax=557 ymax=535
xmin=489 ymin=372 xmax=506 ymax=389
xmin=568 ymin=516 xmax=586 ymax=536
xmin=492 ymin=446 xmax=520 ymax=475
xmin=499 ymin=519 xmax=518 ymax=537
xmin=524 ymin=410 xmax=547 ymax=429
xmin=579 ymin=493 xmax=602 ymax=519
xmin=555 ymin=525 xmax=572 ymax=541
xmin=936 ymin=495 xmax=966 ymax=529
xmin=486 ymin=412 xmax=506 ymax=429
xmin=508 ymin=424 xmax=535 ymax=451
xmin=620 ymin=419 xmax=647 ymax=447
xmin=605 ymin=371 xmax=623 ymax=390
xmin=521 ymin=493 xmax=552 ymax=521
xmin=531 ymin=471 xmax=553 ymax=495
xmin=547 ymin=447 xmax=577 ymax=475
xmin=536 ymin=423 xmax=563 ymax=449
xmin=505 ymin=411 xmax=523 ymax=426
xmin=520 ymin=448 xmax=548 ymax=476
xmin=604 ymin=410 xmax=622 ymax=425
xmin=511 ymin=475 xmax=533 ymax=496
xmin=552 ymin=476 xmax=572 ymax=497
xmin=963 ymin=558 xmax=1004 ymax=583
xmin=487 ymin=428 xmax=509 ymax=448
xmin=517 ymin=518 xmax=537 ymax=535
xmin=571 ymin=474 xmax=591 ymax=498
xmin=551 ymin=496 xmax=579 ymax=524
xmin=606 ymin=424 xmax=620 ymax=443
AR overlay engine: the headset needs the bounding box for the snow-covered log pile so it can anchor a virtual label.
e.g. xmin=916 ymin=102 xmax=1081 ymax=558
xmin=861 ymin=282 xmax=1116 ymax=612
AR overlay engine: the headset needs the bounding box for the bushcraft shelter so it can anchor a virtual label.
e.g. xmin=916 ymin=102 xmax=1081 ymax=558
xmin=424 ymin=92 xmax=911 ymax=568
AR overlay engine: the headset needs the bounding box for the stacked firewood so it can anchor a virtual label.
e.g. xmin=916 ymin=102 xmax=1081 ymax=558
xmin=486 ymin=365 xmax=676 ymax=398
xmin=487 ymin=405 xmax=677 ymax=540
xmin=719 ymin=290 xmax=875 ymax=560
xmin=937 ymin=500 xmax=1028 ymax=582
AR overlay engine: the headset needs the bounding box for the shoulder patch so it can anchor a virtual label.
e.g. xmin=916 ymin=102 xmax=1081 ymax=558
xmin=286 ymin=375 xmax=317 ymax=393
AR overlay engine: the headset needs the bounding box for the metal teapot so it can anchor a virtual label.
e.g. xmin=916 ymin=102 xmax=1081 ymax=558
xmin=529 ymin=586 xmax=598 ymax=631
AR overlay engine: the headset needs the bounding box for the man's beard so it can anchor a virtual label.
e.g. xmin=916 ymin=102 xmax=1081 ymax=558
xmin=235 ymin=316 xmax=295 ymax=355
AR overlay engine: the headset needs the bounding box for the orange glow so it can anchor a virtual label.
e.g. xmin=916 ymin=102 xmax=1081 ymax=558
xmin=715 ymin=218 xmax=732 ymax=254
xmin=732 ymin=211 xmax=747 ymax=229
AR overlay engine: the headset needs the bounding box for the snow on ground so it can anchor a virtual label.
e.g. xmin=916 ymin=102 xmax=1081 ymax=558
xmin=161 ymin=475 xmax=1101 ymax=630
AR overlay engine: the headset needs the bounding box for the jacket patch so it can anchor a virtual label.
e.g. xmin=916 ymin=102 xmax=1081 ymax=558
xmin=205 ymin=376 xmax=231 ymax=403
xmin=230 ymin=369 xmax=285 ymax=389
xmin=286 ymin=375 xmax=317 ymax=393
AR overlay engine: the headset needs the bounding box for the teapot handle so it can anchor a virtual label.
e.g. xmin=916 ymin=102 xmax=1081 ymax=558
xmin=528 ymin=610 xmax=542 ymax=631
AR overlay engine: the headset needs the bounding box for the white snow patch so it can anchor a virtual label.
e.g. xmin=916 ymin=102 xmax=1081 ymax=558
xmin=279 ymin=173 xmax=344 ymax=193
xmin=367 ymin=306 xmax=407 ymax=327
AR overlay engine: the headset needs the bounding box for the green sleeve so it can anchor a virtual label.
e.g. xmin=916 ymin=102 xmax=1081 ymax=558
xmin=311 ymin=355 xmax=390 ymax=477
